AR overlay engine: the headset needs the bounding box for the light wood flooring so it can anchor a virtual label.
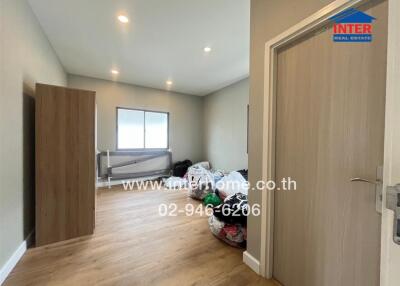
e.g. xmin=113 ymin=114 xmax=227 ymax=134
xmin=5 ymin=187 xmax=277 ymax=286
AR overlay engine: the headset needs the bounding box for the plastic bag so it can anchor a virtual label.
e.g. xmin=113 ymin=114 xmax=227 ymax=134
xmin=213 ymin=193 xmax=248 ymax=226
xmin=208 ymin=215 xmax=246 ymax=248
xmin=187 ymin=165 xmax=215 ymax=200
xmin=191 ymin=161 xmax=211 ymax=170
xmin=212 ymin=170 xmax=225 ymax=184
xmin=215 ymin=171 xmax=249 ymax=200
xmin=203 ymin=193 xmax=222 ymax=207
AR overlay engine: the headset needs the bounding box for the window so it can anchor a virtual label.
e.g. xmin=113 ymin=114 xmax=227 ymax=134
xmin=117 ymin=108 xmax=169 ymax=150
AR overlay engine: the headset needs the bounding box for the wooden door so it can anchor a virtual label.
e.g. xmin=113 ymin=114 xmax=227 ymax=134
xmin=273 ymin=1 xmax=388 ymax=286
xmin=36 ymin=84 xmax=96 ymax=246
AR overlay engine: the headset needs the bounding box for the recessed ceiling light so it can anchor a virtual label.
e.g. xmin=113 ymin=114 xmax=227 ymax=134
xmin=111 ymin=69 xmax=119 ymax=75
xmin=204 ymin=46 xmax=212 ymax=53
xmin=117 ymin=15 xmax=129 ymax=23
xmin=166 ymin=80 xmax=173 ymax=86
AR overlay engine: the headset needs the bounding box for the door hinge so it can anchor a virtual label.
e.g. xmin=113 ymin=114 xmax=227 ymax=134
xmin=386 ymin=184 xmax=400 ymax=245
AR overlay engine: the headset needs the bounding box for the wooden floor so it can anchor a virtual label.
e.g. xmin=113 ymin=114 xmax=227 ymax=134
xmin=5 ymin=187 xmax=277 ymax=286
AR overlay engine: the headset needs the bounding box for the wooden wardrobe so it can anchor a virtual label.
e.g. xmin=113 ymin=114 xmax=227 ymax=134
xmin=35 ymin=84 xmax=96 ymax=247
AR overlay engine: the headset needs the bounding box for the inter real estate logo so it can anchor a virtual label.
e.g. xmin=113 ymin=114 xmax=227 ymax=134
xmin=330 ymin=8 xmax=376 ymax=42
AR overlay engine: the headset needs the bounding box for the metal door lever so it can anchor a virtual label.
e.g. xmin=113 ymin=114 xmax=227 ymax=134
xmin=350 ymin=167 xmax=383 ymax=214
xmin=350 ymin=178 xmax=382 ymax=185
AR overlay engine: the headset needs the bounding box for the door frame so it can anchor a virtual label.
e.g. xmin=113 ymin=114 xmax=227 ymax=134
xmin=379 ymin=0 xmax=400 ymax=285
xmin=259 ymin=0 xmax=397 ymax=280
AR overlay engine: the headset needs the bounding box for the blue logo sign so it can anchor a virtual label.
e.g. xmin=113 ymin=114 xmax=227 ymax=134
xmin=330 ymin=8 xmax=376 ymax=42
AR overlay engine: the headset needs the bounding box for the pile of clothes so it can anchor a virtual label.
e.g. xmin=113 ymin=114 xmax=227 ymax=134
xmin=185 ymin=162 xmax=249 ymax=248
xmin=163 ymin=160 xmax=193 ymax=189
xmin=208 ymin=192 xmax=248 ymax=248
xmin=186 ymin=162 xmax=216 ymax=199
xmin=186 ymin=162 xmax=248 ymax=200
xmin=164 ymin=160 xmax=249 ymax=248
xmin=163 ymin=161 xmax=217 ymax=192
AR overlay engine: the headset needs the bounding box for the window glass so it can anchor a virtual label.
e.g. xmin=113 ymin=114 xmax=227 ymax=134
xmin=117 ymin=109 xmax=144 ymax=149
xmin=145 ymin=112 xmax=168 ymax=149
xmin=117 ymin=108 xmax=168 ymax=149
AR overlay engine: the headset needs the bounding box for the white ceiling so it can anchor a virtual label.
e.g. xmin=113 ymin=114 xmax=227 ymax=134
xmin=28 ymin=0 xmax=250 ymax=96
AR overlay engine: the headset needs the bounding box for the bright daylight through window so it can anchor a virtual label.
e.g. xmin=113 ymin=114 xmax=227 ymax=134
xmin=117 ymin=108 xmax=168 ymax=149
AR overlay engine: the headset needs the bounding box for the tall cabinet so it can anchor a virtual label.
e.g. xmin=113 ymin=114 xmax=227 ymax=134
xmin=35 ymin=84 xmax=96 ymax=247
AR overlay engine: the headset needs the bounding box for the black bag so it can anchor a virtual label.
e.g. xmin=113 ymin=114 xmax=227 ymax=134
xmin=213 ymin=193 xmax=248 ymax=226
xmin=172 ymin=160 xmax=192 ymax=177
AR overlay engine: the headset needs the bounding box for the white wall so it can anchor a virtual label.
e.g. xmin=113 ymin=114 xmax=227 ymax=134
xmin=203 ymin=78 xmax=249 ymax=171
xmin=68 ymin=75 xmax=204 ymax=163
xmin=0 ymin=0 xmax=67 ymax=271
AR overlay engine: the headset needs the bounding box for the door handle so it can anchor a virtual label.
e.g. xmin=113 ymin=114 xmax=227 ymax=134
xmin=350 ymin=177 xmax=382 ymax=185
xmin=350 ymin=167 xmax=383 ymax=214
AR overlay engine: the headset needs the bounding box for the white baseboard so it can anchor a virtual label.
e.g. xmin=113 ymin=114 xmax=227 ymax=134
xmin=0 ymin=231 xmax=33 ymax=285
xmin=243 ymin=251 xmax=260 ymax=275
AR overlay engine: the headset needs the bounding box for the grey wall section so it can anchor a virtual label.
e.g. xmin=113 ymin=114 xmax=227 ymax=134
xmin=68 ymin=75 xmax=204 ymax=163
xmin=247 ymin=0 xmax=335 ymax=261
xmin=0 ymin=0 xmax=67 ymax=270
xmin=203 ymin=78 xmax=249 ymax=171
